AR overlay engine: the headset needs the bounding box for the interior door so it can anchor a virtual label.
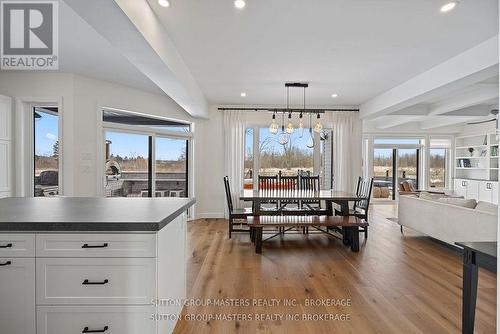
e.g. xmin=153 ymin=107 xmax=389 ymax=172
xmin=0 ymin=95 xmax=12 ymax=198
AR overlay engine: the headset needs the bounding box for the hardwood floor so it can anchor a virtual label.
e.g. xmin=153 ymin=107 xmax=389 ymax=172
xmin=174 ymin=204 xmax=496 ymax=334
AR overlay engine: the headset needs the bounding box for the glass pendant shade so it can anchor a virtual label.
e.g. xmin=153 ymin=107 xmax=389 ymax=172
xmin=314 ymin=114 xmax=322 ymax=133
xmin=314 ymin=120 xmax=323 ymax=133
xmin=279 ymin=130 xmax=289 ymax=145
xmin=269 ymin=113 xmax=278 ymax=134
xmin=298 ymin=118 xmax=304 ymax=138
xmin=269 ymin=120 xmax=278 ymax=134
xmin=306 ymin=128 xmax=314 ymax=148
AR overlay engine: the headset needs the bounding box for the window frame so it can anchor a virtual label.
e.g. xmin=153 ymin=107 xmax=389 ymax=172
xmin=244 ymin=125 xmax=327 ymax=189
xmin=98 ymin=108 xmax=193 ymax=200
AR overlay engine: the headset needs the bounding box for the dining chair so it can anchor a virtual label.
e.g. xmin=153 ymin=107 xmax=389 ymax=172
xmin=279 ymin=172 xmax=300 ymax=210
xmin=299 ymin=175 xmax=321 ymax=210
xmin=335 ymin=176 xmax=374 ymax=238
xmin=258 ymin=174 xmax=280 ymax=210
xmin=223 ymin=176 xmax=252 ymax=238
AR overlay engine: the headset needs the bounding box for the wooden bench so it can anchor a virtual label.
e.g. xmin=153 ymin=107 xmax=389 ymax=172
xmin=247 ymin=215 xmax=368 ymax=253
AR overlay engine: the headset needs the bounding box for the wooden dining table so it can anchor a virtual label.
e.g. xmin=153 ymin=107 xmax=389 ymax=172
xmin=239 ymin=189 xmax=365 ymax=216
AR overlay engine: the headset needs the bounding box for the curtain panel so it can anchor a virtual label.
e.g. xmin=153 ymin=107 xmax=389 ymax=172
xmin=223 ymin=111 xmax=246 ymax=214
xmin=332 ymin=112 xmax=363 ymax=193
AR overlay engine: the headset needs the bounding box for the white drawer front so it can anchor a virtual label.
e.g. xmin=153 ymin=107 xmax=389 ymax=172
xmin=37 ymin=258 xmax=156 ymax=305
xmin=37 ymin=305 xmax=156 ymax=334
xmin=0 ymin=234 xmax=35 ymax=257
xmin=36 ymin=234 xmax=156 ymax=258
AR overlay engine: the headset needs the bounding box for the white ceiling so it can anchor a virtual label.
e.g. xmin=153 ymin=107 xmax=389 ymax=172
xmin=59 ymin=1 xmax=163 ymax=94
xmin=147 ymin=0 xmax=498 ymax=106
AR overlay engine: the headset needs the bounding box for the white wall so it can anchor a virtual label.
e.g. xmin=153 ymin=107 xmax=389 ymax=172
xmin=0 ymin=72 xmax=208 ymax=213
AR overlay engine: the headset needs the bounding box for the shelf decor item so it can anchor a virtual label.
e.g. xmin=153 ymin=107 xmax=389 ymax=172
xmin=483 ymin=135 xmax=488 ymax=145
xmin=468 ymin=147 xmax=475 ymax=157
xmin=480 ymin=148 xmax=487 ymax=157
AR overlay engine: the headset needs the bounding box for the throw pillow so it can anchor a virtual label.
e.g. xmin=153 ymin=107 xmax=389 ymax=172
xmin=437 ymin=197 xmax=477 ymax=209
xmin=419 ymin=192 xmax=441 ymax=201
xmin=475 ymin=201 xmax=498 ymax=215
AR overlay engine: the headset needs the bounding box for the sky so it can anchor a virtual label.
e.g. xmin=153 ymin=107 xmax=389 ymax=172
xmin=35 ymin=110 xmax=58 ymax=156
xmin=35 ymin=111 xmax=186 ymax=161
xmin=106 ymin=131 xmax=186 ymax=161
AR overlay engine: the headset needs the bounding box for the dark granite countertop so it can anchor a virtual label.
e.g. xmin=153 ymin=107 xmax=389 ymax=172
xmin=0 ymin=197 xmax=196 ymax=232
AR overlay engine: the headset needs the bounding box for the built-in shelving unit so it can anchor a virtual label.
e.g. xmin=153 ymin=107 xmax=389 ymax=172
xmin=455 ymin=133 xmax=498 ymax=181
xmin=454 ymin=132 xmax=499 ymax=204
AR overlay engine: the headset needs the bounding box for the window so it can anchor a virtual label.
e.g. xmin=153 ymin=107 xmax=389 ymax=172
xmin=103 ymin=110 xmax=191 ymax=198
xmin=244 ymin=126 xmax=332 ymax=189
xmin=258 ymin=128 xmax=313 ymax=176
xmin=34 ymin=107 xmax=59 ymax=197
xmin=244 ymin=128 xmax=254 ymax=189
xmin=155 ymin=137 xmax=188 ymax=197
xmin=429 ymin=148 xmax=447 ymax=189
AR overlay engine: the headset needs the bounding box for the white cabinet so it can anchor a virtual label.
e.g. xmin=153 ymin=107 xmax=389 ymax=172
xmin=454 ymin=179 xmax=498 ymax=204
xmin=0 ymin=95 xmax=12 ymax=194
xmin=466 ymin=180 xmax=480 ymax=200
xmin=0 ymin=215 xmax=187 ymax=334
xmin=0 ymin=258 xmax=36 ymax=334
xmin=478 ymin=181 xmax=499 ymax=204
xmin=454 ymin=179 xmax=467 ymax=198
xmin=37 ymin=305 xmax=156 ymax=334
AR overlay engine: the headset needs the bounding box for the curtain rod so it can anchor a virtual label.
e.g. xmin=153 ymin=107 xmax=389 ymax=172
xmin=217 ymin=107 xmax=359 ymax=113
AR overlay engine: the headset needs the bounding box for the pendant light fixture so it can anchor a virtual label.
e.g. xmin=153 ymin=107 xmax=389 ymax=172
xmin=314 ymin=113 xmax=323 ymax=133
xmin=278 ymin=112 xmax=289 ymax=145
xmin=298 ymin=112 xmax=304 ymax=138
xmin=306 ymin=112 xmax=314 ymax=148
xmin=286 ymin=112 xmax=294 ymax=134
xmin=269 ymin=112 xmax=278 ymax=134
xmin=285 ymin=86 xmax=294 ymax=134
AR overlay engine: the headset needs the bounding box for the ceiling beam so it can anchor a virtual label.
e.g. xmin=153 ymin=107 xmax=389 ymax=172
xmin=360 ymin=36 xmax=499 ymax=120
xmin=419 ymin=116 xmax=486 ymax=130
xmin=428 ymin=84 xmax=498 ymax=116
xmin=64 ymin=0 xmax=208 ymax=118
xmin=375 ymin=115 xmax=426 ymax=129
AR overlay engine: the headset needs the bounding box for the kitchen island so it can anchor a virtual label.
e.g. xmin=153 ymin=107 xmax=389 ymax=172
xmin=0 ymin=197 xmax=195 ymax=334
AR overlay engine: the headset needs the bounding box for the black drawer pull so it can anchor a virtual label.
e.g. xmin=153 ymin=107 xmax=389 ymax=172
xmin=82 ymin=243 xmax=108 ymax=249
xmin=0 ymin=261 xmax=12 ymax=266
xmin=82 ymin=279 xmax=109 ymax=285
xmin=0 ymin=243 xmax=12 ymax=248
xmin=82 ymin=326 xmax=109 ymax=333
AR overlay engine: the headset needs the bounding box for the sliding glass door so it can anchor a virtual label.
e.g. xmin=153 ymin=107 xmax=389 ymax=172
xmin=155 ymin=137 xmax=188 ymax=198
xmin=373 ymin=148 xmax=394 ymax=200
xmin=372 ymin=145 xmax=421 ymax=201
xmin=398 ymin=148 xmax=419 ymax=190
xmin=105 ymin=131 xmax=150 ymax=197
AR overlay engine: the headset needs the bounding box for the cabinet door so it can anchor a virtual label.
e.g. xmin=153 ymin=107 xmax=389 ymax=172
xmin=466 ymin=180 xmax=480 ymax=200
xmin=454 ymin=179 xmax=467 ymax=198
xmin=490 ymin=182 xmax=498 ymax=204
xmin=0 ymin=258 xmax=35 ymax=334
xmin=478 ymin=182 xmax=492 ymax=202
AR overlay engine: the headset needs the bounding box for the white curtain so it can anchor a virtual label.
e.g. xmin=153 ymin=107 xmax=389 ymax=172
xmin=223 ymin=111 xmax=246 ymax=213
xmin=332 ymin=112 xmax=363 ymax=193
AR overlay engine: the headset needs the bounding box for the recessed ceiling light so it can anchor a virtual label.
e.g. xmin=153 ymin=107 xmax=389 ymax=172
xmin=234 ymin=0 xmax=246 ymax=9
xmin=240 ymin=92 xmax=247 ymax=97
xmin=158 ymin=0 xmax=170 ymax=8
xmin=331 ymin=93 xmax=338 ymax=98
xmin=440 ymin=1 xmax=457 ymax=13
